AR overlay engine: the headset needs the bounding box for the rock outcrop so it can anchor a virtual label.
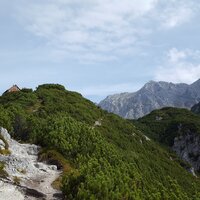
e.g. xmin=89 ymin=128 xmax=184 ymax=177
xmin=99 ymin=79 xmax=200 ymax=119
xmin=172 ymin=131 xmax=200 ymax=174
xmin=0 ymin=140 xmax=5 ymax=150
xmin=0 ymin=128 xmax=63 ymax=200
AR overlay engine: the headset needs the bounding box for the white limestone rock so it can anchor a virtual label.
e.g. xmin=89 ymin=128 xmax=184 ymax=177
xmin=0 ymin=139 xmax=5 ymax=150
xmin=0 ymin=128 xmax=11 ymax=141
xmin=0 ymin=180 xmax=24 ymax=200
xmin=172 ymin=131 xmax=200 ymax=173
xmin=0 ymin=127 xmax=62 ymax=199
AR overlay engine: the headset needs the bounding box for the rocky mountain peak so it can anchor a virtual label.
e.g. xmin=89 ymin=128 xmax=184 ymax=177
xmin=99 ymin=79 xmax=200 ymax=119
xmin=142 ymin=80 xmax=157 ymax=90
xmin=191 ymin=78 xmax=200 ymax=90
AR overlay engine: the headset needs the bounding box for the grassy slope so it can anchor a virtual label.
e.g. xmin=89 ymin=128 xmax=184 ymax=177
xmin=0 ymin=85 xmax=199 ymax=199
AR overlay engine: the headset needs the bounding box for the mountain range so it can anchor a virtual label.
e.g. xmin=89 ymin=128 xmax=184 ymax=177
xmin=0 ymin=84 xmax=200 ymax=199
xmin=99 ymin=79 xmax=200 ymax=119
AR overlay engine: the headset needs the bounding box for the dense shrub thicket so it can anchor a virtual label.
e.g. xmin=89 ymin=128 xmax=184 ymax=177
xmin=0 ymin=84 xmax=200 ymax=199
xmin=136 ymin=107 xmax=200 ymax=146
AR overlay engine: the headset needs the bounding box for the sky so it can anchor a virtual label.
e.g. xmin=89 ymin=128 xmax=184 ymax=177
xmin=1 ymin=0 xmax=200 ymax=102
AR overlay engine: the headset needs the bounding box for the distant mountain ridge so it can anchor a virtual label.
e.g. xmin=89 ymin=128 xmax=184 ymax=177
xmin=99 ymin=79 xmax=200 ymax=119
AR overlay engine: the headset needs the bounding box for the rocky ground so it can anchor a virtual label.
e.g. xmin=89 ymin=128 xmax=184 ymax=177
xmin=172 ymin=130 xmax=200 ymax=176
xmin=0 ymin=180 xmax=25 ymax=200
xmin=0 ymin=128 xmax=63 ymax=200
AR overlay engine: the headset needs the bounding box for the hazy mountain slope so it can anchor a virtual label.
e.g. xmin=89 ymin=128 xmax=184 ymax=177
xmin=191 ymin=101 xmax=200 ymax=114
xmin=136 ymin=107 xmax=200 ymax=174
xmin=0 ymin=84 xmax=200 ymax=199
xmin=99 ymin=79 xmax=200 ymax=119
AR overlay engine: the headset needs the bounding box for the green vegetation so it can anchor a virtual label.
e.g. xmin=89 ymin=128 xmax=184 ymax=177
xmin=0 ymin=129 xmax=10 ymax=155
xmin=13 ymin=176 xmax=21 ymax=185
xmin=39 ymin=149 xmax=74 ymax=190
xmin=0 ymin=149 xmax=11 ymax=155
xmin=0 ymin=162 xmax=8 ymax=178
xmin=136 ymin=107 xmax=200 ymax=146
xmin=17 ymin=168 xmax=27 ymax=174
xmin=0 ymin=85 xmax=200 ymax=199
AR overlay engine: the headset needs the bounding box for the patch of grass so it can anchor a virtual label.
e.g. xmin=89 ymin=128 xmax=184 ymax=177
xmin=17 ymin=168 xmax=26 ymax=174
xmin=0 ymin=132 xmax=10 ymax=155
xmin=39 ymin=149 xmax=73 ymax=171
xmin=13 ymin=176 xmax=21 ymax=185
xmin=0 ymin=162 xmax=8 ymax=178
xmin=39 ymin=149 xmax=75 ymax=190
xmin=52 ymin=176 xmax=62 ymax=190
xmin=0 ymin=149 xmax=11 ymax=155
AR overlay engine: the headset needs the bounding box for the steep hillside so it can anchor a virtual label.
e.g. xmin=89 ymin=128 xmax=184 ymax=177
xmin=191 ymin=101 xmax=200 ymax=114
xmin=99 ymin=79 xmax=200 ymax=119
xmin=0 ymin=84 xmax=200 ymax=199
xmin=136 ymin=107 xmax=200 ymax=174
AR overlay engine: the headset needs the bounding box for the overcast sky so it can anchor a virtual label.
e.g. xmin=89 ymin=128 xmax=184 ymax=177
xmin=1 ymin=0 xmax=200 ymax=102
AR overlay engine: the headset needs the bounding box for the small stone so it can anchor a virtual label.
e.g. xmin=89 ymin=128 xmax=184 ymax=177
xmin=49 ymin=165 xmax=57 ymax=171
xmin=34 ymin=163 xmax=40 ymax=168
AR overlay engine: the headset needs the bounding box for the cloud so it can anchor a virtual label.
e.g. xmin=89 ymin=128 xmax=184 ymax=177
xmin=160 ymin=5 xmax=193 ymax=29
xmin=155 ymin=48 xmax=200 ymax=83
xmin=167 ymin=48 xmax=187 ymax=63
xmin=16 ymin=0 xmax=157 ymax=62
xmin=13 ymin=0 xmax=199 ymax=62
